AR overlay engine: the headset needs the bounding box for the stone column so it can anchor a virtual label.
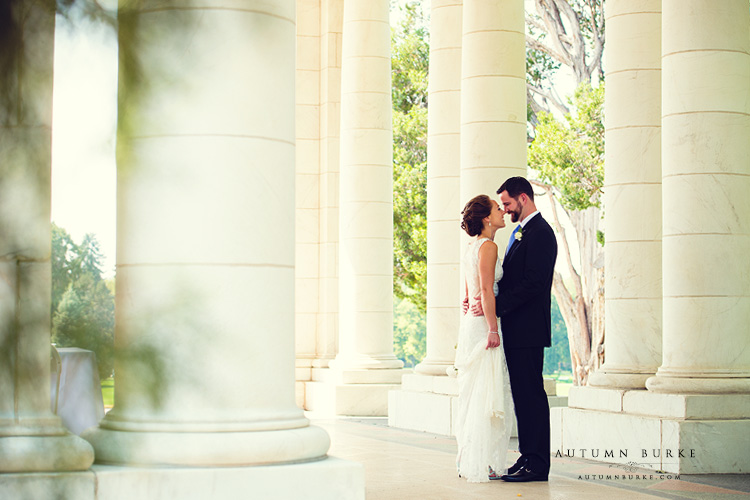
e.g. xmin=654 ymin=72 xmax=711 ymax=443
xmin=415 ymin=0 xmax=463 ymax=377
xmin=333 ymin=0 xmax=403 ymax=373
xmin=295 ymin=0 xmax=322 ymax=408
xmin=647 ymin=0 xmax=750 ymax=394
xmin=460 ymin=0 xmax=526 ymax=236
xmin=589 ymin=0 xmax=662 ymax=390
xmin=0 ymin=0 xmax=94 ymax=474
xmin=82 ymin=0 xmax=331 ymax=466
xmin=314 ymin=0 xmax=343 ymax=372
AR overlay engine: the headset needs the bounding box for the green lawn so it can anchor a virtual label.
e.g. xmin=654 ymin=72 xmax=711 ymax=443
xmin=546 ymin=371 xmax=574 ymax=397
xmin=99 ymin=375 xmax=573 ymax=408
xmin=556 ymin=381 xmax=572 ymax=397
xmin=101 ymin=377 xmax=114 ymax=408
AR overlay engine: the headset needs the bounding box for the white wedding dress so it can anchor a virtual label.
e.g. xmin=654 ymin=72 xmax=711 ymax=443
xmin=454 ymin=237 xmax=514 ymax=483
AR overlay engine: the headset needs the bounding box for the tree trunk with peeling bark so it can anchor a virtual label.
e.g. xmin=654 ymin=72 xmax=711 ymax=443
xmin=533 ymin=181 xmax=604 ymax=386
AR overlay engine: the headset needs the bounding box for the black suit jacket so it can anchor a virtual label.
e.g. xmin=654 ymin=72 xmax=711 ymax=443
xmin=495 ymin=214 xmax=557 ymax=349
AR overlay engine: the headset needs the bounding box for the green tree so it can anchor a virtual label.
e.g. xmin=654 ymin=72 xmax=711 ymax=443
xmin=52 ymin=223 xmax=78 ymax=314
xmin=530 ymin=84 xmax=604 ymax=211
xmin=51 ymin=224 xmax=115 ymax=380
xmin=544 ymin=296 xmax=572 ymax=375
xmin=52 ymin=274 xmax=115 ymax=379
xmin=392 ymin=1 xmax=428 ymax=312
xmin=393 ymin=298 xmax=426 ymax=367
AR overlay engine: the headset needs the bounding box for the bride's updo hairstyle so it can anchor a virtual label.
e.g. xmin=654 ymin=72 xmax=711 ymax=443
xmin=461 ymin=195 xmax=492 ymax=236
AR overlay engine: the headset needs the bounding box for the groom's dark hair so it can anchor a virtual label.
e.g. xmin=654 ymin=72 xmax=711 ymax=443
xmin=497 ymin=176 xmax=534 ymax=201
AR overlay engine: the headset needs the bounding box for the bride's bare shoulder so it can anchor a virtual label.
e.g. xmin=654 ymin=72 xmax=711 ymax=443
xmin=477 ymin=240 xmax=498 ymax=260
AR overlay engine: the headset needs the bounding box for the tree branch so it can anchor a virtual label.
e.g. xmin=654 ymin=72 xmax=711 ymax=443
xmin=526 ymin=35 xmax=572 ymax=69
xmin=525 ymin=14 xmax=547 ymax=34
xmin=530 ymin=180 xmax=583 ymax=300
xmin=553 ymin=0 xmax=588 ymax=82
xmin=527 ymin=82 xmax=570 ymax=116
xmin=535 ymin=0 xmax=573 ymax=62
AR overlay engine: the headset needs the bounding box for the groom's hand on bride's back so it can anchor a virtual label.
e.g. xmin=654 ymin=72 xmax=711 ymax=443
xmin=469 ymin=296 xmax=483 ymax=316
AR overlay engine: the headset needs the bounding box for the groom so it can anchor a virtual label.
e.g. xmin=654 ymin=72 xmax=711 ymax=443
xmin=472 ymin=176 xmax=557 ymax=482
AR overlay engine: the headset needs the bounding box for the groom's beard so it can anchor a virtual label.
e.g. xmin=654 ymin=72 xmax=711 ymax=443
xmin=509 ymin=209 xmax=521 ymax=223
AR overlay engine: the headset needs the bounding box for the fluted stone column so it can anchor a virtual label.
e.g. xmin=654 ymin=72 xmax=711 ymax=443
xmin=647 ymin=0 xmax=750 ymax=394
xmin=332 ymin=0 xmax=403 ymax=374
xmin=589 ymin=0 xmax=662 ymax=390
xmin=415 ymin=0 xmax=463 ymax=377
xmin=460 ymin=0 xmax=526 ymax=236
xmin=0 ymin=0 xmax=94 ymax=475
xmin=82 ymin=0 xmax=331 ymax=466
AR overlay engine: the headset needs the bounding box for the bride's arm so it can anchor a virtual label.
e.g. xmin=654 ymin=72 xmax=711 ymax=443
xmin=477 ymin=242 xmax=501 ymax=349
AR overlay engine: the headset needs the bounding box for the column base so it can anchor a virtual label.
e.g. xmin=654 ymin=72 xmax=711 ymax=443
xmin=388 ymin=374 xmax=458 ymax=436
xmin=304 ymin=367 xmax=406 ymax=416
xmin=93 ymin=457 xmax=363 ymax=500
xmin=414 ymin=359 xmax=454 ymax=376
xmin=0 ymin=432 xmax=94 ymax=472
xmin=552 ymin=386 xmax=750 ymax=473
xmin=388 ymin=374 xmax=567 ymax=437
xmin=588 ymin=369 xmax=654 ymax=390
xmin=0 ymin=471 xmax=93 ymax=500
xmin=328 ymin=355 xmax=404 ymax=371
xmin=646 ymin=373 xmax=750 ymax=394
xmin=0 ymin=458 xmax=364 ymax=500
xmin=82 ymin=423 xmax=330 ymax=466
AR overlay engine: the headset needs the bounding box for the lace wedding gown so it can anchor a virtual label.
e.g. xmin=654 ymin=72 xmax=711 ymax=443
xmin=454 ymin=237 xmax=514 ymax=483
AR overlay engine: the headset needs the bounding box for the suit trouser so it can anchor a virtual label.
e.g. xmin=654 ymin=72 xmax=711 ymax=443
xmin=504 ymin=346 xmax=550 ymax=474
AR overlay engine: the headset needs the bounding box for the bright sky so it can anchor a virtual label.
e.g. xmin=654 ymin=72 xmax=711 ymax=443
xmin=51 ymin=12 xmax=118 ymax=278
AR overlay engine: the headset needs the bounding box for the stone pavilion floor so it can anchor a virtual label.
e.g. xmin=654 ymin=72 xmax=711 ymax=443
xmin=312 ymin=417 xmax=750 ymax=500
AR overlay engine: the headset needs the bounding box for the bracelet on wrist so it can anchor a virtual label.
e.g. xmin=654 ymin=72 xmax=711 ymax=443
xmin=488 ymin=330 xmax=498 ymax=334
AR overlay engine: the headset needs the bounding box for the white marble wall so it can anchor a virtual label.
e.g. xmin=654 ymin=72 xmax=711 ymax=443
xmin=555 ymin=387 xmax=750 ymax=473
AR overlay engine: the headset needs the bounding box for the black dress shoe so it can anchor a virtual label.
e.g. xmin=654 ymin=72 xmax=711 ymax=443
xmin=507 ymin=458 xmax=528 ymax=475
xmin=500 ymin=467 xmax=548 ymax=482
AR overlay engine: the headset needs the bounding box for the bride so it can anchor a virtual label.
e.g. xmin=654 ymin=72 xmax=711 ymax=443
xmin=454 ymin=194 xmax=514 ymax=483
